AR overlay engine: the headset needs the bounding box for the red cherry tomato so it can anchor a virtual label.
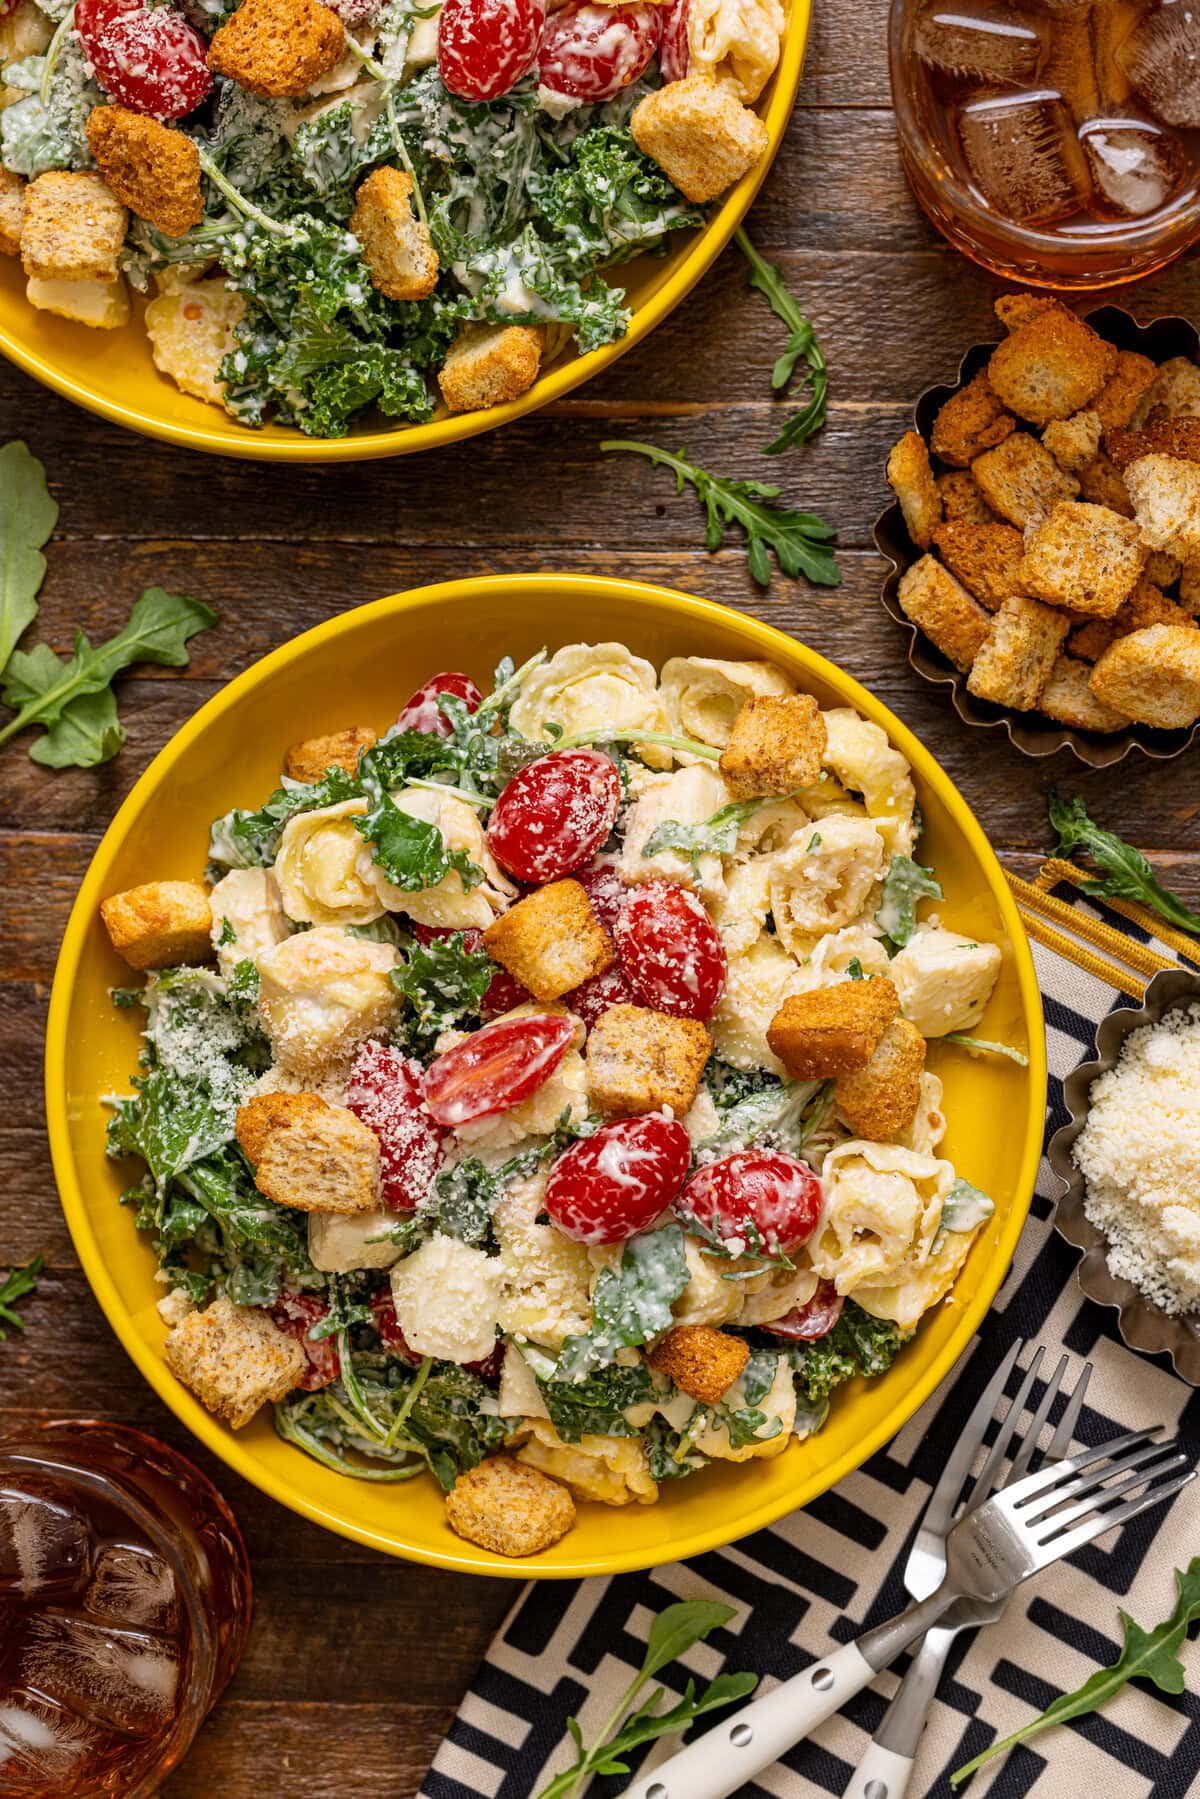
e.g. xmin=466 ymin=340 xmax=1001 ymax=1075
xmin=410 ymin=922 xmax=531 ymax=1015
xmin=75 ymin=0 xmax=211 ymax=118
xmin=545 ymin=1115 xmax=691 ymax=1244
xmin=679 ymin=1149 xmax=823 ymax=1253
xmin=764 ymin=1280 xmax=844 ymax=1341
xmin=347 ymin=1040 xmax=445 ymax=1211
xmin=574 ymin=861 xmax=625 ymax=934
xmin=538 ymin=0 xmax=661 ymax=99
xmin=423 ymin=1013 xmax=575 ymax=1126
xmin=394 ymin=671 xmax=483 ymax=737
xmin=369 ymin=1286 xmax=422 ymax=1360
xmin=615 ymin=880 xmax=726 ymax=1020
xmin=567 ymin=962 xmax=635 ymax=1027
xmin=270 ymin=1292 xmax=340 ymax=1391
xmin=438 ymin=0 xmax=546 ymax=99
xmin=658 ymin=0 xmax=689 ymax=80
xmin=487 ymin=749 xmax=621 ymax=886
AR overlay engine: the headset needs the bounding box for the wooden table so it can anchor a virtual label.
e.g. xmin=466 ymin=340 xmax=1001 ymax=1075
xmin=2 ymin=1 xmax=1198 ymax=1788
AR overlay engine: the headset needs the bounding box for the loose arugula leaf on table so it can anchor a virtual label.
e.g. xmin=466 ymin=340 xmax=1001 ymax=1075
xmin=0 ymin=441 xmax=57 ymax=669
xmin=1049 ymin=792 xmax=1200 ymax=938
xmin=876 ymin=854 xmax=943 ymax=949
xmin=645 ymin=794 xmax=791 ymax=874
xmin=391 ymin=930 xmax=495 ymax=1053
xmin=0 ymin=1252 xmax=43 ymax=1338
xmin=555 ymin=1224 xmax=690 ymax=1381
xmin=600 ymin=440 xmax=841 ymax=589
xmin=735 ymin=228 xmax=828 ymax=456
xmin=951 ymin=1559 xmax=1200 ymax=1786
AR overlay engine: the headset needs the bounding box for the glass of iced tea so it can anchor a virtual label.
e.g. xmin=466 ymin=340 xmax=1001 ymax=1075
xmin=0 ymin=1421 xmax=251 ymax=1797
xmin=890 ymin=0 xmax=1200 ymax=287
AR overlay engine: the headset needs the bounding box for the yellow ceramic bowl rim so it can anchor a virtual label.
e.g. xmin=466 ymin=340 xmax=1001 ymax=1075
xmin=46 ymin=576 xmax=1047 ymax=1577
xmin=0 ymin=6 xmax=810 ymax=463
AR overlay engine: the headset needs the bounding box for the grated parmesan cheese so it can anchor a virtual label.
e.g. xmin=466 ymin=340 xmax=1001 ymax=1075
xmin=1073 ymin=1004 xmax=1200 ymax=1315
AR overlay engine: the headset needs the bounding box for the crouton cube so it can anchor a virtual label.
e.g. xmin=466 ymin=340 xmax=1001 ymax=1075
xmin=145 ymin=278 xmax=244 ymax=404
xmin=648 ymin=1324 xmax=749 ymax=1405
xmin=896 ymin=554 xmax=991 ymax=671
xmin=283 ymin=725 xmax=377 ymax=783
xmin=438 ymin=323 xmax=544 ymax=414
xmin=1093 ymin=350 xmax=1158 ymax=431
xmin=1064 ymin=577 xmax=1194 ymax=661
xmin=966 ymin=595 xmax=1069 ymax=711
xmin=834 ymin=1016 xmax=926 ymax=1139
xmin=1078 ymin=451 xmax=1133 ymax=517
xmin=931 ymin=519 xmax=1026 ymax=611
xmin=349 ymin=167 xmax=437 ymax=301
xmin=483 ymin=879 xmax=613 ymax=1003
xmin=25 ymin=274 xmax=131 ymax=327
xmin=1130 ymin=356 xmax=1200 ymax=426
xmin=1089 ymin=625 xmax=1200 ymax=729
xmin=765 ymin=978 xmax=899 ymax=1080
xmin=85 ymin=107 xmax=203 ymax=238
xmin=1042 ymin=408 xmax=1102 ymax=475
xmin=249 ymin=1101 xmax=381 ymax=1213
xmin=1107 ymin=418 xmax=1200 ymax=471
xmin=930 ymin=371 xmax=1016 ymax=467
xmin=20 ymin=170 xmax=126 ymax=282
xmin=586 ymin=1003 xmax=711 ymax=1116
xmin=101 ymin=880 xmax=213 ymax=969
xmin=936 ymin=469 xmax=996 ymax=524
xmin=1125 ymin=454 xmax=1200 ymax=561
xmin=971 ymin=433 xmax=1079 ymax=527
xmin=1181 ymin=559 xmax=1200 ymax=613
xmin=987 ymin=303 xmax=1118 ymax=425
xmin=630 ymin=73 xmax=768 ymax=204
xmin=445 ymin=1455 xmax=575 ymax=1557
xmin=886 ymin=430 xmax=942 ymax=550
xmin=1067 ymin=614 xmax=1120 ymax=661
xmin=994 ymin=293 xmax=1060 ymax=333
xmin=235 ymin=1090 xmax=333 ymax=1164
xmin=1039 ymin=655 xmax=1132 ymax=733
xmin=0 ymin=167 xmax=24 ymax=257
xmin=718 ymin=693 xmax=827 ymax=800
xmin=163 ymin=1296 xmax=306 ymax=1430
xmin=1019 ymin=501 xmax=1146 ymax=616
xmin=207 ymin=0 xmax=344 ymax=97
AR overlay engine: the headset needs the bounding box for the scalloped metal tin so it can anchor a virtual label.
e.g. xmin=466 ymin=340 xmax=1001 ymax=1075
xmin=1047 ymin=965 xmax=1200 ymax=1385
xmin=874 ymin=305 xmax=1200 ymax=767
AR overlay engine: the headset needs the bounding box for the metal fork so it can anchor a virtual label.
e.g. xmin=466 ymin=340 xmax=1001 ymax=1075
xmin=620 ymin=1372 xmax=1192 ymax=1799
xmin=844 ymin=1344 xmax=1091 ymax=1799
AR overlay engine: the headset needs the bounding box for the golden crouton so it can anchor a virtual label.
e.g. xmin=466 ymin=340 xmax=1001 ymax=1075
xmin=834 ymin=1016 xmax=925 ymax=1139
xmin=349 ymin=167 xmax=437 ymax=302
xmin=1066 ymin=615 xmax=1119 ymax=661
xmin=283 ymin=725 xmax=377 ymax=783
xmin=994 ymin=293 xmax=1059 ymax=333
xmin=438 ymin=323 xmax=544 ymax=414
xmin=208 ymin=0 xmax=344 ymax=97
xmin=1089 ymin=625 xmax=1200 ymax=729
xmin=145 ymin=278 xmax=244 ymax=405
xmin=235 ymin=1090 xmax=332 ymax=1164
xmin=250 ymin=1102 xmax=381 ymax=1214
xmin=586 ymin=1003 xmax=711 ymax=1117
xmin=101 ymin=880 xmax=213 ymax=970
xmin=766 ymin=978 xmax=899 ymax=1080
xmin=932 ymin=519 xmax=1026 ymax=611
xmin=1078 ymin=451 xmax=1133 ymax=517
xmin=966 ymin=595 xmax=1069 ymax=711
xmin=1066 ymin=578 xmax=1194 ymax=662
xmin=718 ymin=693 xmax=827 ymax=800
xmin=896 ymin=554 xmax=991 ymax=671
xmin=886 ymin=430 xmax=942 ymax=550
xmin=1131 ymin=356 xmax=1200 ymax=427
xmin=0 ymin=167 xmax=24 ymax=257
xmin=1039 ymin=655 xmax=1131 ymax=733
xmin=1019 ymin=501 xmax=1146 ymax=617
xmin=85 ymin=107 xmax=203 ymax=238
xmin=1144 ymin=550 xmax=1182 ymax=589
xmin=20 ymin=170 xmax=126 ymax=282
xmin=971 ymin=433 xmax=1079 ymax=528
xmin=1042 ymin=409 xmax=1102 ymax=476
xmin=630 ymin=74 xmax=768 ymax=204
xmin=1181 ymin=559 xmax=1200 ymax=613
xmin=1124 ymin=454 xmax=1200 ymax=562
xmin=936 ymin=469 xmax=995 ymax=524
xmin=483 ymin=879 xmax=613 ymax=1003
xmin=648 ymin=1324 xmax=748 ymax=1406
xmin=930 ymin=371 xmax=1016 ymax=467
xmin=1107 ymin=418 xmax=1200 ymax=471
xmin=445 ymin=1455 xmax=575 ymax=1557
xmin=987 ymin=303 xmax=1118 ymax=425
xmin=163 ymin=1296 xmax=306 ymax=1430
xmin=26 ymin=273 xmax=130 ymax=327
xmin=1093 ymin=350 xmax=1158 ymax=432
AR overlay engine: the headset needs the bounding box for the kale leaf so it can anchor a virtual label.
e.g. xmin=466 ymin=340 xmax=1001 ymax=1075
xmin=391 ymin=929 xmax=495 ymax=1052
xmin=537 ymin=1360 xmax=656 ymax=1442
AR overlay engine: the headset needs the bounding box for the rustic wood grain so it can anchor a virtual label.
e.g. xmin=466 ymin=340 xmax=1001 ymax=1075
xmin=2 ymin=1 xmax=1199 ymax=1791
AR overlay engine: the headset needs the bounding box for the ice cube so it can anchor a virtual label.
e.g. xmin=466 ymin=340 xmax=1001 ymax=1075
xmin=0 ymin=1482 xmax=91 ymax=1601
xmin=1043 ymin=13 xmax=1102 ymax=121
xmin=957 ymin=88 xmax=1095 ymax=220
xmin=0 ymin=1692 xmax=100 ymax=1787
xmin=85 ymin=1542 xmax=180 ymax=1633
xmin=20 ymin=1612 xmax=180 ymax=1737
xmin=914 ymin=3 xmax=1048 ymax=83
xmin=1081 ymin=114 xmax=1189 ymax=212
xmin=1117 ymin=0 xmax=1200 ymax=128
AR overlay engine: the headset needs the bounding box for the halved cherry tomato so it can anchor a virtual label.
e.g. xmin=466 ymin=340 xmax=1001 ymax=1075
xmin=763 ymin=1280 xmax=844 ymax=1341
xmin=545 ymin=1115 xmax=691 ymax=1243
xmin=615 ymin=879 xmax=726 ymax=1020
xmin=574 ymin=861 xmax=625 ymax=934
xmin=394 ymin=671 xmax=483 ymax=737
xmin=270 ymin=1292 xmax=340 ymax=1390
xmin=658 ymin=0 xmax=689 ymax=81
xmin=567 ymin=962 xmax=635 ymax=1027
xmin=347 ymin=1040 xmax=445 ymax=1211
xmin=410 ymin=923 xmax=530 ymax=1016
xmin=369 ymin=1286 xmax=422 ymax=1360
xmin=423 ymin=1013 xmax=575 ymax=1126
xmin=75 ymin=0 xmax=212 ymax=118
xmin=538 ymin=0 xmax=661 ymax=99
xmin=678 ymin=1149 xmax=823 ymax=1252
xmin=438 ymin=0 xmax=546 ymax=99
xmin=487 ymin=749 xmax=620 ymax=885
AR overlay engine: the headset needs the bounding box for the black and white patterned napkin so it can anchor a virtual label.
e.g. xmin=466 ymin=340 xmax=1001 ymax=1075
xmin=422 ymin=890 xmax=1200 ymax=1799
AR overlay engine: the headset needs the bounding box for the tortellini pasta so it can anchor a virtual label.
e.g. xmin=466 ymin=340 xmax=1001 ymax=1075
xmin=738 ymin=1260 xmax=819 ymax=1326
xmin=811 ymin=1141 xmax=955 ymax=1297
xmin=895 ymin=1072 xmax=947 ymax=1157
xmin=619 ymin=763 xmax=732 ymax=899
xmin=518 ymin=1418 xmax=657 ymax=1504
xmin=710 ymin=858 xmax=773 ymax=955
xmin=889 ymin=925 xmax=1003 ymax=1037
xmin=691 ymin=1358 xmax=796 ymax=1462
xmin=709 ymin=934 xmax=807 ymax=1075
xmin=659 ymin=655 xmax=793 ymax=748
xmin=274 ymin=798 xmax=389 ymax=927
xmin=386 ymin=788 xmax=517 ymax=930
xmin=802 ymin=923 xmax=891 ymax=986
xmin=768 ymin=813 xmax=887 ymax=954
xmin=821 ymin=709 xmax=918 ymax=858
xmin=670 ymin=1236 xmax=746 ymax=1326
xmin=853 ymin=1230 xmax=977 ymax=1332
xmin=209 ymin=867 xmax=289 ymax=977
xmin=687 ymin=0 xmax=786 ymax=101
xmin=508 ymin=642 xmax=670 ymax=767
xmin=256 ymin=925 xmax=397 ymax=1073
xmin=494 ymin=1172 xmax=594 ymax=1350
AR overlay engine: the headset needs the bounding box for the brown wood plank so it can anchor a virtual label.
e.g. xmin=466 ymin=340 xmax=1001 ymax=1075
xmin=160 ymin=1703 xmax=474 ymax=1797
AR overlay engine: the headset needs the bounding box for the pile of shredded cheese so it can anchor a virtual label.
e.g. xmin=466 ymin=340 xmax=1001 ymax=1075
xmin=1074 ymin=1004 xmax=1200 ymax=1316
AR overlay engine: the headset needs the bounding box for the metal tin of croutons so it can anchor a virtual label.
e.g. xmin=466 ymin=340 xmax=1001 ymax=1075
xmin=1047 ymin=964 xmax=1200 ymax=1385
xmin=874 ymin=306 xmax=1200 ymax=766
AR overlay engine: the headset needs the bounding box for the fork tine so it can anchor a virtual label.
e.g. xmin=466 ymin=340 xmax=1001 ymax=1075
xmin=1019 ymin=1438 xmax=1173 ymax=1523
xmin=1001 ymin=1426 xmax=1163 ymax=1508
xmin=1005 ymin=1354 xmax=1069 ymax=1490
xmin=1047 ymin=1361 xmax=1091 ymax=1462
xmin=966 ymin=1347 xmax=1044 ymax=1510
xmin=923 ymin=1338 xmax=1023 ymax=1538
xmin=1027 ymin=1468 xmax=1196 ymax=1568
xmin=1034 ymin=1451 xmax=1190 ymax=1541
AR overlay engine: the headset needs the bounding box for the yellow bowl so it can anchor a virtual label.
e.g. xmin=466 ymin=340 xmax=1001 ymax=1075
xmin=0 ymin=10 xmax=810 ymax=462
xmin=46 ymin=575 xmax=1046 ymax=1577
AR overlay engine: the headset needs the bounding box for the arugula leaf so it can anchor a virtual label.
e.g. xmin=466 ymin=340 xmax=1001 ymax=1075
xmin=1049 ymin=792 xmax=1200 ymax=938
xmin=391 ymin=929 xmax=495 ymax=1051
xmin=735 ymin=228 xmax=829 ymax=456
xmin=936 ymin=1177 xmax=995 ymax=1244
xmin=555 ymin=1224 xmax=690 ymax=1381
xmin=177 ymin=1150 xmax=317 ymax=1305
xmin=943 ymin=1032 xmax=1029 ymax=1066
xmin=644 ymin=794 xmax=785 ymax=872
xmin=601 ymin=439 xmax=841 ymax=589
xmin=433 ymin=1158 xmax=501 ymax=1246
xmin=951 ymin=1559 xmax=1200 ymax=1786
xmin=0 ymin=1252 xmax=43 ymax=1339
xmin=876 ymin=854 xmax=943 ymax=948
xmin=692 ymin=1078 xmax=830 ymax=1160
xmin=0 ymin=442 xmax=57 ymax=670
xmin=209 ymin=766 xmax=360 ymax=869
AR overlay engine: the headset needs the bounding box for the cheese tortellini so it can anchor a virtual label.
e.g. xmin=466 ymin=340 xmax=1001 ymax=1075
xmin=619 ymin=763 xmax=732 ymax=898
xmin=509 ymin=642 xmax=669 ymax=766
xmin=811 ymin=1141 xmax=955 ymax=1299
xmin=768 ymin=813 xmax=887 ymax=954
xmin=889 ymin=925 xmax=1003 ymax=1037
xmin=494 ymin=1172 xmax=594 ymax=1350
xmin=209 ymin=867 xmax=289 ymax=977
xmin=660 ymin=655 xmax=793 ymax=747
xmin=709 ymin=934 xmax=807 ymax=1074
xmin=518 ymin=1418 xmax=657 ymax=1505
xmin=256 ymin=925 xmax=397 ymax=1073
xmin=274 ymin=798 xmax=389 ymax=927
xmin=821 ymin=709 xmax=918 ymax=858
xmin=386 ymin=788 xmax=517 ymax=930
xmin=687 ymin=0 xmax=786 ymax=101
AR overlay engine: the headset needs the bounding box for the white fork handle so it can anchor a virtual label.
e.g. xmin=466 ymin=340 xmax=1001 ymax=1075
xmin=619 ymin=1642 xmax=874 ymax=1799
xmin=842 ymin=1741 xmax=914 ymax=1799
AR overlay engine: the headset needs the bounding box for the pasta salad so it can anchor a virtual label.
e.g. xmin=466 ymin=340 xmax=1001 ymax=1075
xmin=100 ymin=642 xmax=1008 ymax=1557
